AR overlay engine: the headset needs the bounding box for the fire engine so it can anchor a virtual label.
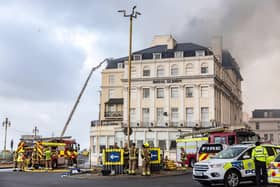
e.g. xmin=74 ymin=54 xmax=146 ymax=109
xmin=16 ymin=136 xmax=79 ymax=169
xmin=176 ymin=127 xmax=259 ymax=167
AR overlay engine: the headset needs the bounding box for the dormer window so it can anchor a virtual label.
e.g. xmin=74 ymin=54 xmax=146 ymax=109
xmin=117 ymin=63 xmax=124 ymax=69
xmin=174 ymin=51 xmax=184 ymax=58
xmin=133 ymin=54 xmax=142 ymax=61
xmin=195 ymin=50 xmax=205 ymax=57
xmin=153 ymin=53 xmax=161 ymax=59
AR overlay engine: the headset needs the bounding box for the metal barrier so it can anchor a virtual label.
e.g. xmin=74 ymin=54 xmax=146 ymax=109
xmin=102 ymin=148 xmax=124 ymax=175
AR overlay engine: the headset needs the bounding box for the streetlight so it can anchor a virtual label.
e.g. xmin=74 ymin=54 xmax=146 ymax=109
xmin=32 ymin=126 xmax=39 ymax=140
xmin=118 ymin=6 xmax=141 ymax=147
xmin=2 ymin=118 xmax=11 ymax=151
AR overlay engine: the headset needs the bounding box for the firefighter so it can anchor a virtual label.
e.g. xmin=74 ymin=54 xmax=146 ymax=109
xmin=12 ymin=151 xmax=18 ymax=171
xmin=141 ymin=143 xmax=151 ymax=176
xmin=113 ymin=142 xmax=119 ymax=149
xmin=123 ymin=142 xmax=129 ymax=174
xmin=17 ymin=149 xmax=25 ymax=171
xmin=31 ymin=148 xmax=39 ymax=169
xmin=128 ymin=143 xmax=138 ymax=175
xmin=252 ymin=141 xmax=268 ymax=187
xmin=44 ymin=147 xmax=52 ymax=170
xmin=180 ymin=147 xmax=187 ymax=167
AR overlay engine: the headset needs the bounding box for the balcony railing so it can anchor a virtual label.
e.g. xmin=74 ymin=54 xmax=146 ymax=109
xmin=121 ymin=121 xmax=215 ymax=128
xmin=104 ymin=111 xmax=123 ymax=118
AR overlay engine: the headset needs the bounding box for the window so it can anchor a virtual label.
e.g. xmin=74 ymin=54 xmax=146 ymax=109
xmin=143 ymin=88 xmax=150 ymax=98
xmin=256 ymin=122 xmax=260 ymax=130
xmin=156 ymin=88 xmax=164 ymax=98
xmin=117 ymin=63 xmax=123 ymax=69
xmin=156 ymin=108 xmax=164 ymax=126
xmin=157 ymin=66 xmax=164 ymax=77
xmin=270 ymin=134 xmax=274 ymax=142
xmin=158 ymin=140 xmax=166 ymax=150
xmin=228 ymin=136 xmax=235 ymax=145
xmin=142 ymin=108 xmax=150 ymax=127
xmin=201 ymin=63 xmax=208 ymax=74
xmin=175 ymin=51 xmax=184 ymax=58
xmin=195 ymin=50 xmax=205 ymax=56
xmin=201 ymin=107 xmax=209 ymax=123
xmin=170 ymin=140 xmax=177 ymax=150
xmin=108 ymin=75 xmax=115 ymax=84
xmin=133 ymin=54 xmax=142 ymax=61
xmin=265 ymin=147 xmax=275 ymax=156
xmin=143 ymin=66 xmax=150 ymax=77
xmin=201 ymin=86 xmax=209 ymax=97
xmin=108 ymin=105 xmax=115 ymax=112
xmin=171 ymin=108 xmax=179 ymax=126
xmin=186 ymin=108 xmax=194 ymax=126
xmin=108 ymin=89 xmax=114 ymax=98
xmin=186 ymin=87 xmax=193 ymax=97
xmin=185 ymin=63 xmax=193 ymax=74
xmin=264 ymin=134 xmax=268 ymax=141
xmin=171 ymin=87 xmax=179 ymax=98
xmin=153 ymin=53 xmax=161 ymax=59
xmin=171 ymin=64 xmax=179 ymax=76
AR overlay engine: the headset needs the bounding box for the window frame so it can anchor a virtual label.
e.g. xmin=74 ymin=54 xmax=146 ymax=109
xmin=174 ymin=51 xmax=184 ymax=58
xmin=185 ymin=63 xmax=193 ymax=74
xmin=153 ymin=53 xmax=162 ymax=59
xmin=142 ymin=88 xmax=150 ymax=99
xmin=133 ymin=54 xmax=142 ymax=61
xmin=156 ymin=88 xmax=164 ymax=98
xmin=201 ymin=63 xmax=208 ymax=74
xmin=157 ymin=66 xmax=165 ymax=77
xmin=171 ymin=64 xmax=179 ymax=76
xmin=186 ymin=87 xmax=193 ymax=97
xmin=143 ymin=66 xmax=150 ymax=77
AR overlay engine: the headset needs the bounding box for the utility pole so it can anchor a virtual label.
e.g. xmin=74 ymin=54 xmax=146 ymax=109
xmin=32 ymin=126 xmax=39 ymax=140
xmin=2 ymin=118 xmax=11 ymax=151
xmin=118 ymin=6 xmax=141 ymax=147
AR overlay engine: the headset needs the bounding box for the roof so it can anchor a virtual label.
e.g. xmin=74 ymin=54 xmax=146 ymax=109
xmin=252 ymin=109 xmax=280 ymax=118
xmin=222 ymin=50 xmax=243 ymax=80
xmin=105 ymin=98 xmax=124 ymax=105
xmin=105 ymin=43 xmax=242 ymax=81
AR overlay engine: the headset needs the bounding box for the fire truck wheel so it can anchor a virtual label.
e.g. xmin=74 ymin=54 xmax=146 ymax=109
xmin=189 ymin=158 xmax=196 ymax=168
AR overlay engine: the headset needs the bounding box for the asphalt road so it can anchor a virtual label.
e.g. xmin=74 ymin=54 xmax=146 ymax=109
xmin=0 ymin=170 xmax=276 ymax=187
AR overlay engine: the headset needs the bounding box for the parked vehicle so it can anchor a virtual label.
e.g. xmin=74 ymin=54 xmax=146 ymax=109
xmin=193 ymin=144 xmax=280 ymax=187
xmin=268 ymin=153 xmax=280 ymax=185
xmin=197 ymin=143 xmax=225 ymax=162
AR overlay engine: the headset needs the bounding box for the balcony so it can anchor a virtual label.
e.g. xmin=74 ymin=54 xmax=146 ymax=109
xmin=104 ymin=111 xmax=123 ymax=118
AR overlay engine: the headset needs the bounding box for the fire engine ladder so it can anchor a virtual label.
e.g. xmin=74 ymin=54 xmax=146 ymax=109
xmin=60 ymin=58 xmax=109 ymax=137
xmin=180 ymin=127 xmax=227 ymax=138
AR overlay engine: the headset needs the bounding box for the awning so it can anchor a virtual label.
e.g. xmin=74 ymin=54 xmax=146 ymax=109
xmin=105 ymin=98 xmax=124 ymax=105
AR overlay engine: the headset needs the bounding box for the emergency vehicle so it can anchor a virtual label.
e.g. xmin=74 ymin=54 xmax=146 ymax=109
xmin=193 ymin=144 xmax=279 ymax=187
xmin=16 ymin=137 xmax=79 ymax=169
xmin=176 ymin=137 xmax=208 ymax=167
xmin=268 ymin=153 xmax=280 ymax=185
xmin=197 ymin=143 xmax=225 ymax=162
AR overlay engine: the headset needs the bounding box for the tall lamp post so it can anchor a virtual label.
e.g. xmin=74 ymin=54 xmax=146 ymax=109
xmin=118 ymin=6 xmax=141 ymax=147
xmin=2 ymin=118 xmax=11 ymax=151
xmin=33 ymin=126 xmax=39 ymax=140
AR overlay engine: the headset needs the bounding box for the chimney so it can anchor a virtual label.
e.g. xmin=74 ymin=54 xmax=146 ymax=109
xmin=151 ymin=35 xmax=176 ymax=50
xmin=211 ymin=36 xmax=223 ymax=63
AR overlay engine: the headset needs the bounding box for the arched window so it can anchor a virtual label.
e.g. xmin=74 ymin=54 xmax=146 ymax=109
xmin=171 ymin=64 xmax=179 ymax=76
xmin=143 ymin=66 xmax=150 ymax=77
xmin=157 ymin=66 xmax=164 ymax=77
xmin=185 ymin=63 xmax=193 ymax=74
xmin=201 ymin=63 xmax=208 ymax=74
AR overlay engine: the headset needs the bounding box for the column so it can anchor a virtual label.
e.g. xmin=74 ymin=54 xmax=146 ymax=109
xmin=150 ymin=86 xmax=155 ymax=125
xmin=136 ymin=87 xmax=141 ymax=124
xmin=179 ymin=85 xmax=184 ymax=126
xmin=194 ymin=84 xmax=200 ymax=126
xmin=164 ymin=85 xmax=170 ymax=125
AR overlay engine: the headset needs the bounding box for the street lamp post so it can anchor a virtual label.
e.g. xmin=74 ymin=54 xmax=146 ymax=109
xmin=2 ymin=118 xmax=11 ymax=151
xmin=32 ymin=126 xmax=39 ymax=140
xmin=118 ymin=6 xmax=141 ymax=147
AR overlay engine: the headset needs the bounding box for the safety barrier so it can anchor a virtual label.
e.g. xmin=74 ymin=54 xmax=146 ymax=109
xmin=102 ymin=148 xmax=124 ymax=175
xmin=149 ymin=147 xmax=161 ymax=172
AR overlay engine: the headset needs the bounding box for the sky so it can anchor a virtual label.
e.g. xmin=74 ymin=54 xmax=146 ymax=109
xmin=0 ymin=0 xmax=279 ymax=150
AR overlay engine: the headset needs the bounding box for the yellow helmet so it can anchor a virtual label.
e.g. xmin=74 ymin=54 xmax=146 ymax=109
xmin=144 ymin=142 xmax=150 ymax=148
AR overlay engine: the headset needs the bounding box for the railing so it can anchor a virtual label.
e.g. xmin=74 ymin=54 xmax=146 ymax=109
xmin=104 ymin=111 xmax=123 ymax=118
xmin=121 ymin=121 xmax=214 ymax=128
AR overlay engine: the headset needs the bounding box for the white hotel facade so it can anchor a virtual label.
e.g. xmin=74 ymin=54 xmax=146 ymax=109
xmin=90 ymin=35 xmax=243 ymax=164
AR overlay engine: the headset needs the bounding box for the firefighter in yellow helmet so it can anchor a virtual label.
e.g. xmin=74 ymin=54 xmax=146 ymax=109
xmin=17 ymin=149 xmax=25 ymax=171
xmin=141 ymin=143 xmax=151 ymax=176
xmin=128 ymin=143 xmax=138 ymax=175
